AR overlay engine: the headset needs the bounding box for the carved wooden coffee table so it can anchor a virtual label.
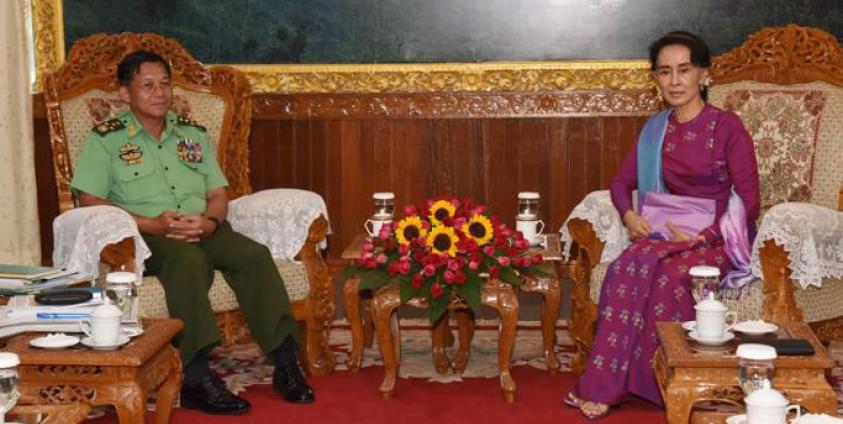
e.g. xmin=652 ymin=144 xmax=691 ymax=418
xmin=8 ymin=318 xmax=183 ymax=424
xmin=654 ymin=321 xmax=836 ymax=424
xmin=372 ymin=280 xmax=519 ymax=402
xmin=342 ymin=233 xmax=563 ymax=374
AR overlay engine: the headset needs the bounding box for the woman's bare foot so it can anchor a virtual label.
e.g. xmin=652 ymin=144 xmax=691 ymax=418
xmin=563 ymin=392 xmax=584 ymax=408
xmin=580 ymin=401 xmax=610 ymax=420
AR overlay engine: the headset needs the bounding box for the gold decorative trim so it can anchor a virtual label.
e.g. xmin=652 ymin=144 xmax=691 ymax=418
xmin=32 ymin=0 xmax=654 ymax=94
xmin=31 ymin=0 xmax=64 ymax=90
xmin=234 ymin=61 xmax=654 ymax=93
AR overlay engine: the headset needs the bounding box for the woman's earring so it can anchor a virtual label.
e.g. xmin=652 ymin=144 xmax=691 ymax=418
xmin=700 ymin=73 xmax=712 ymax=88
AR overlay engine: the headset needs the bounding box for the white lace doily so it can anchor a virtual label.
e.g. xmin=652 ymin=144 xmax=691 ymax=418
xmin=228 ymin=189 xmax=330 ymax=261
xmin=751 ymin=202 xmax=843 ymax=289
xmin=52 ymin=205 xmax=150 ymax=281
xmin=559 ymin=190 xmax=630 ymax=263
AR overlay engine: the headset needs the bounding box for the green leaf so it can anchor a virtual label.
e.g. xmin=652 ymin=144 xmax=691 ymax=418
xmin=429 ymin=293 xmax=448 ymax=323
xmin=400 ymin=279 xmax=420 ymax=304
xmin=455 ymin=281 xmax=481 ymax=314
xmin=522 ymin=263 xmax=557 ymax=278
xmin=357 ymin=269 xmax=391 ymax=291
xmin=498 ymin=267 xmax=521 ymax=286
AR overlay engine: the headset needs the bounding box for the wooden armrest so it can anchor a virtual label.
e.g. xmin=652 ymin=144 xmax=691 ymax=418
xmin=758 ymin=239 xmax=803 ymax=325
xmin=297 ymin=215 xmax=334 ymax=321
xmin=99 ymin=236 xmax=136 ymax=272
xmin=567 ymin=218 xmax=605 ymax=271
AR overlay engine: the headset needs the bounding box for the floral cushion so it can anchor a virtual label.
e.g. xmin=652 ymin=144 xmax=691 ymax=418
xmin=719 ymin=89 xmax=827 ymax=212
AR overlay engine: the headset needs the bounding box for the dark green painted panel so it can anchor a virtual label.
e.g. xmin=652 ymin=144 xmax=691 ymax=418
xmin=64 ymin=0 xmax=843 ymax=64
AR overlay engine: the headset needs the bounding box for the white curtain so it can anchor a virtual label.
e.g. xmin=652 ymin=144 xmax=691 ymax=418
xmin=0 ymin=0 xmax=41 ymax=263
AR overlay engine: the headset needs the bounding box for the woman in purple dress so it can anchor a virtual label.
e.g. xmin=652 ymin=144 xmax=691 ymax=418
xmin=565 ymin=31 xmax=760 ymax=419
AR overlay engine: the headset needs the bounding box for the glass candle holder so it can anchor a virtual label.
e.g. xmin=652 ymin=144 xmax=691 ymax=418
xmin=372 ymin=192 xmax=395 ymax=219
xmin=517 ymin=192 xmax=540 ymax=220
xmin=690 ymin=265 xmax=721 ymax=303
xmin=105 ymin=271 xmax=140 ymax=331
xmin=737 ymin=343 xmax=777 ymax=396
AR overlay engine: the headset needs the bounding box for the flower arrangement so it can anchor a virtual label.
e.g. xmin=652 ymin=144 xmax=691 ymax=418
xmin=345 ymin=197 xmax=555 ymax=323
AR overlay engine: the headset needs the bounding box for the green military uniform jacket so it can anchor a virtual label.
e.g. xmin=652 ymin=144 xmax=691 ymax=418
xmin=71 ymin=110 xmax=228 ymax=217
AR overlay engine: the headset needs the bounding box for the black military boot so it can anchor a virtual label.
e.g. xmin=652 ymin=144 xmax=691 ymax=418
xmin=272 ymin=361 xmax=315 ymax=404
xmin=180 ymin=375 xmax=251 ymax=415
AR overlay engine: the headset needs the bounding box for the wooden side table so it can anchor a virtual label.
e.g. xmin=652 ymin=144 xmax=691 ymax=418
xmin=654 ymin=321 xmax=837 ymax=424
xmin=372 ymin=280 xmax=519 ymax=403
xmin=342 ymin=233 xmax=564 ymax=374
xmin=8 ymin=319 xmax=184 ymax=424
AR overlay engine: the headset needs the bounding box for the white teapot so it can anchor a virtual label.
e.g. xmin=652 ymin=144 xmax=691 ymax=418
xmin=744 ymin=381 xmax=801 ymax=424
xmin=694 ymin=292 xmax=736 ymax=341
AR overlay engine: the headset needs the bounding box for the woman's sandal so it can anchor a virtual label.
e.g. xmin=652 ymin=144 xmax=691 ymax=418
xmin=562 ymin=392 xmax=583 ymax=409
xmin=579 ymin=401 xmax=610 ymax=420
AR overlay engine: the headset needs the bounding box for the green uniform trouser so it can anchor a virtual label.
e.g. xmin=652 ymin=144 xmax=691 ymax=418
xmin=143 ymin=221 xmax=299 ymax=364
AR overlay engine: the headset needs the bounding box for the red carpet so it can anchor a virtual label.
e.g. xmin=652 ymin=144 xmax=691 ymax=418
xmin=89 ymin=366 xmax=666 ymax=423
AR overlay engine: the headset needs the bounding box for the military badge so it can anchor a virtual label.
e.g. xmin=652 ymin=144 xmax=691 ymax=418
xmin=177 ymin=138 xmax=203 ymax=163
xmin=93 ymin=118 xmax=125 ymax=136
xmin=119 ymin=143 xmax=143 ymax=165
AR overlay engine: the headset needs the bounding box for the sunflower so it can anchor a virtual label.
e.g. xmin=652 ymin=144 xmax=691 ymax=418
xmin=395 ymin=216 xmax=427 ymax=246
xmin=461 ymin=214 xmax=494 ymax=246
xmin=428 ymin=200 xmax=456 ymax=226
xmin=427 ymin=225 xmax=460 ymax=257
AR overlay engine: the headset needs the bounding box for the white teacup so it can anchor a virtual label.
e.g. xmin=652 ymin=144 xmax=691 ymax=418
xmin=694 ymin=293 xmax=736 ymax=341
xmin=364 ymin=216 xmax=392 ymax=237
xmin=516 ymin=219 xmax=545 ymax=246
xmin=79 ymin=304 xmax=122 ymax=346
xmin=744 ymin=383 xmax=801 ymax=424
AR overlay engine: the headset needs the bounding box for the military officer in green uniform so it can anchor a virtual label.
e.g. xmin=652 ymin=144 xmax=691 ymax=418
xmin=70 ymin=51 xmax=314 ymax=415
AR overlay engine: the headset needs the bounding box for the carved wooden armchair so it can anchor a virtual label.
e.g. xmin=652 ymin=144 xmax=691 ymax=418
xmin=561 ymin=25 xmax=843 ymax=375
xmin=44 ymin=32 xmax=335 ymax=375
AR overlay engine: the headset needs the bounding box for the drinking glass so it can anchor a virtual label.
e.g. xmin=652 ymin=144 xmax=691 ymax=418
xmin=0 ymin=353 xmax=20 ymax=424
xmin=690 ymin=265 xmax=721 ymax=303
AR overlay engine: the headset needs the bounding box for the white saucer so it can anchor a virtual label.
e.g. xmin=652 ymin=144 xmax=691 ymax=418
xmin=80 ymin=335 xmax=131 ymax=351
xmin=688 ymin=330 xmax=735 ymax=346
xmin=682 ymin=321 xmax=696 ymax=331
xmin=734 ymin=320 xmax=778 ymax=335
xmin=725 ymin=414 xmax=746 ymax=424
xmin=121 ymin=327 xmax=144 ymax=338
xmin=30 ymin=333 xmax=80 ymax=349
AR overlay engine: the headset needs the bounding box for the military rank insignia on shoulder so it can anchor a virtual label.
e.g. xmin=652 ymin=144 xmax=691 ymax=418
xmin=93 ymin=118 xmax=125 ymax=136
xmin=177 ymin=116 xmax=206 ymax=132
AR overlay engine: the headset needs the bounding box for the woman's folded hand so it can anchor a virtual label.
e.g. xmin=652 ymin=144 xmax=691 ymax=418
xmin=623 ymin=210 xmax=653 ymax=240
xmin=665 ymin=222 xmax=706 ymax=243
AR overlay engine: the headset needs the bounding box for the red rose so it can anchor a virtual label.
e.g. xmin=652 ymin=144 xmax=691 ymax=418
xmin=412 ymin=274 xmax=424 ymax=288
xmin=404 ymin=204 xmax=418 ymax=216
xmin=533 ymin=254 xmax=544 ymax=264
xmin=453 ymin=270 xmax=466 ymax=285
xmin=376 ymin=253 xmax=388 ymax=264
xmin=468 ymin=260 xmax=480 ymax=271
xmin=423 ymin=264 xmax=436 ymax=277
xmin=483 ymin=245 xmax=496 ymax=257
xmin=447 ymin=259 xmax=461 ymax=271
xmin=430 ymin=282 xmax=444 ymax=298
xmin=362 ymin=242 xmax=375 ymax=252
xmin=488 ymin=265 xmax=500 ymax=279
xmin=444 ymin=270 xmax=456 ymax=283
xmin=497 ymin=256 xmax=511 ymax=267
xmin=399 ymin=261 xmax=411 ymax=275
xmin=399 ymin=245 xmax=410 ymax=255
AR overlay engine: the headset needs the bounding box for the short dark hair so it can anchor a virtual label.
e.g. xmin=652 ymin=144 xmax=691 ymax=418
xmin=116 ymin=51 xmax=171 ymax=86
xmin=648 ymin=31 xmax=712 ymax=100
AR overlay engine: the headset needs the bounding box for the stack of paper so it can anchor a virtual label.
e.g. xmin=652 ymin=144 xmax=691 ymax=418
xmin=0 ymin=269 xmax=91 ymax=296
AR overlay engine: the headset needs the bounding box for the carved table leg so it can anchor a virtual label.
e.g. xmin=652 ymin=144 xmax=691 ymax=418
xmin=431 ymin=314 xmax=451 ymax=375
xmin=114 ymin=382 xmax=147 ymax=424
xmin=452 ymin=309 xmax=474 ymax=374
xmin=343 ymin=278 xmax=365 ymax=372
xmin=663 ymin=385 xmax=696 ymax=424
xmin=155 ymin=346 xmax=182 ymax=424
xmin=373 ymin=288 xmax=402 ymax=399
xmin=539 ymin=276 xmax=561 ymax=373
xmin=362 ymin=297 xmax=375 ymax=348
xmin=482 ymin=282 xmax=518 ymax=403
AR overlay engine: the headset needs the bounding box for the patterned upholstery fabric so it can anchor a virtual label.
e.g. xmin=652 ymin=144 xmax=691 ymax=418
xmin=139 ymin=259 xmax=310 ymax=318
xmin=709 ymin=81 xmax=843 ymax=211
